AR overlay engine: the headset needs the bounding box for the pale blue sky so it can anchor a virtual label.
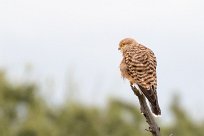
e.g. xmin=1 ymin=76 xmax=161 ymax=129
xmin=1 ymin=0 xmax=204 ymax=121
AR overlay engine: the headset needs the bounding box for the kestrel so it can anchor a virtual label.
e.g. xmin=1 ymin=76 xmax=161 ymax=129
xmin=118 ymin=38 xmax=161 ymax=115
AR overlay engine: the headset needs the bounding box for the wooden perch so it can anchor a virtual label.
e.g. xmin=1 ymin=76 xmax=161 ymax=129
xmin=131 ymin=85 xmax=161 ymax=136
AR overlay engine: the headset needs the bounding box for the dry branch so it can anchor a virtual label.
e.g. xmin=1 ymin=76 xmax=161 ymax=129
xmin=131 ymin=85 xmax=161 ymax=136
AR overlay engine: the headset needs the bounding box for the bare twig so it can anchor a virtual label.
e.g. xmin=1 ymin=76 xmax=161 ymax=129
xmin=131 ymin=85 xmax=161 ymax=136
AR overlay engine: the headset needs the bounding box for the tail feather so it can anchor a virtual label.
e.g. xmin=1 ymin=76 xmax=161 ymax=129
xmin=150 ymin=100 xmax=161 ymax=116
xmin=138 ymin=85 xmax=161 ymax=115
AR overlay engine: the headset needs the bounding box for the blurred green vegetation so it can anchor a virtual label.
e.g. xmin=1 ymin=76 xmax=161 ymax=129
xmin=0 ymin=71 xmax=204 ymax=136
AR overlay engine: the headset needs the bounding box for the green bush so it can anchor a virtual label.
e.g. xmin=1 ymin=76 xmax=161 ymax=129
xmin=0 ymin=71 xmax=203 ymax=136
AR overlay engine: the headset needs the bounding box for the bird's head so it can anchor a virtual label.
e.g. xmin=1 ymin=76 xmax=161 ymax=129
xmin=118 ymin=38 xmax=138 ymax=51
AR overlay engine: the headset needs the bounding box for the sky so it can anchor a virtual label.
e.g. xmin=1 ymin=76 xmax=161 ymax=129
xmin=0 ymin=0 xmax=204 ymax=121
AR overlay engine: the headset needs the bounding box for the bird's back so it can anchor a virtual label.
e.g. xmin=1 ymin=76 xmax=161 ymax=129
xmin=123 ymin=44 xmax=161 ymax=115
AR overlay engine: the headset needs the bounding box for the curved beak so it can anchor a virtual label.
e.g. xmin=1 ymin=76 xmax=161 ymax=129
xmin=118 ymin=47 xmax=121 ymax=50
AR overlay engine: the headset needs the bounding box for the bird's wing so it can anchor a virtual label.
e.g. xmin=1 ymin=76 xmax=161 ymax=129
xmin=125 ymin=46 xmax=157 ymax=103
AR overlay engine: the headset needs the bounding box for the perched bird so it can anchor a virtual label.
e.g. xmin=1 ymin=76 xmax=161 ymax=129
xmin=118 ymin=38 xmax=161 ymax=115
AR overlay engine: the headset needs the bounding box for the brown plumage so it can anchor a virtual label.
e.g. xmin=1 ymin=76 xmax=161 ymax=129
xmin=119 ymin=38 xmax=161 ymax=115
